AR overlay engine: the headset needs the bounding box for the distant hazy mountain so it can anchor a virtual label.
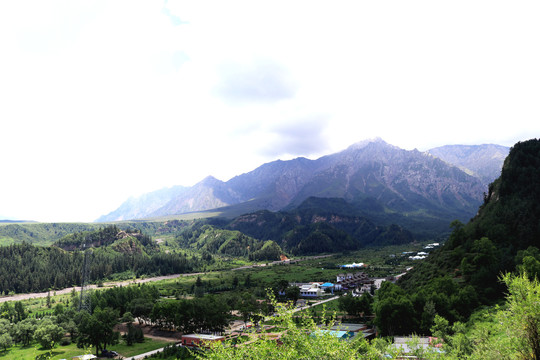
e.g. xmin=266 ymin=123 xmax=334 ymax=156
xmin=148 ymin=176 xmax=244 ymax=218
xmin=97 ymin=185 xmax=187 ymax=222
xmin=97 ymin=139 xmax=496 ymax=225
xmin=428 ymin=144 xmax=509 ymax=186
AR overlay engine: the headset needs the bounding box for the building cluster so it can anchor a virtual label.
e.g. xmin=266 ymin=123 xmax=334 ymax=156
xmin=281 ymin=272 xmax=391 ymax=299
xmin=180 ymin=322 xmax=376 ymax=349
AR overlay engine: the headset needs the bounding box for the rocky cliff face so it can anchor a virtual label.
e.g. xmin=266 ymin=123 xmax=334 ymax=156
xmin=289 ymin=140 xmax=485 ymax=218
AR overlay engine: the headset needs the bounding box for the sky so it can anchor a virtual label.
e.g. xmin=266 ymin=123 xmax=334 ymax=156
xmin=1 ymin=1 xmax=539 ymax=223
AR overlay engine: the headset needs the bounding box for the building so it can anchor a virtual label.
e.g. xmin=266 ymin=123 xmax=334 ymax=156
xmin=299 ymin=283 xmax=324 ymax=297
xmin=320 ymin=282 xmax=335 ymax=294
xmin=336 ymin=272 xmax=373 ymax=289
xmin=182 ymin=334 xmax=225 ymax=348
xmin=339 ymin=262 xmax=365 ymax=269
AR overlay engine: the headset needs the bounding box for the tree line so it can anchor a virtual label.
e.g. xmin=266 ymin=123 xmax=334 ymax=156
xmin=0 ymin=241 xmax=199 ymax=294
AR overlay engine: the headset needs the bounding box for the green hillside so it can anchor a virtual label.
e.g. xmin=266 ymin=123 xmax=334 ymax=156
xmin=0 ymin=222 xmax=100 ymax=246
xmin=384 ymin=138 xmax=540 ymax=335
xmin=176 ymin=223 xmax=282 ymax=261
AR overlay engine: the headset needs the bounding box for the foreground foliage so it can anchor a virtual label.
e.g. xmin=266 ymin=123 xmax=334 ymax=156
xmin=197 ymin=273 xmax=539 ymax=360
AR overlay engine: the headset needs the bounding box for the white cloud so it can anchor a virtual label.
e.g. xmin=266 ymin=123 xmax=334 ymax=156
xmin=0 ymin=0 xmax=539 ymax=222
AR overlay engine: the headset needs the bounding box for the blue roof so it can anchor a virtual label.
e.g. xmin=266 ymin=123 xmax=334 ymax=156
xmin=311 ymin=330 xmax=352 ymax=339
xmin=321 ymin=282 xmax=334 ymax=287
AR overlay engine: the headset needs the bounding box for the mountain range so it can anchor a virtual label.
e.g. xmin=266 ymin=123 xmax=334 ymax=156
xmin=97 ymin=139 xmax=509 ymax=236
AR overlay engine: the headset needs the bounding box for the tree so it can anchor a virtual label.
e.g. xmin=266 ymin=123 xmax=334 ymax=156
xmin=34 ymin=318 xmax=64 ymax=349
xmin=499 ymin=272 xmax=540 ymax=359
xmin=0 ymin=319 xmax=13 ymax=352
xmin=14 ymin=301 xmax=26 ymax=322
xmin=123 ymin=322 xmax=143 ymax=346
xmin=374 ymin=282 xmax=416 ymax=336
xmin=284 ymin=285 xmax=300 ymax=306
xmin=0 ymin=333 xmax=12 ymax=352
xmin=199 ymin=291 xmax=376 ymax=360
xmin=13 ymin=318 xmax=37 ymax=346
xmin=129 ymin=298 xmax=153 ymax=325
xmin=77 ymin=307 xmax=119 ymax=356
xmin=339 ymin=292 xmax=373 ymax=320
xmin=0 ymin=302 xmax=15 ymax=322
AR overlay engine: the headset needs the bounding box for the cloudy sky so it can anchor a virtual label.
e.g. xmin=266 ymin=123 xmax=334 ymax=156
xmin=1 ymin=1 xmax=539 ymax=222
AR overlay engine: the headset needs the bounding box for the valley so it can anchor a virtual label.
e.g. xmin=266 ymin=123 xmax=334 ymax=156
xmin=0 ymin=139 xmax=538 ymax=359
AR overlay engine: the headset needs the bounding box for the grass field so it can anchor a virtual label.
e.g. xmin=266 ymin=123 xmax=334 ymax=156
xmin=0 ymin=337 xmax=171 ymax=360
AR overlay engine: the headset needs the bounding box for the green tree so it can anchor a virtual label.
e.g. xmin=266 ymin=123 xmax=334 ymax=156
xmin=199 ymin=291 xmax=376 ymax=360
xmin=374 ymin=282 xmax=416 ymax=336
xmin=77 ymin=307 xmax=119 ymax=356
xmin=13 ymin=318 xmax=38 ymax=346
xmin=284 ymin=285 xmax=300 ymax=306
xmin=0 ymin=333 xmax=12 ymax=352
xmin=14 ymin=301 xmax=26 ymax=322
xmin=499 ymin=272 xmax=540 ymax=359
xmin=34 ymin=318 xmax=64 ymax=349
xmin=0 ymin=302 xmax=15 ymax=322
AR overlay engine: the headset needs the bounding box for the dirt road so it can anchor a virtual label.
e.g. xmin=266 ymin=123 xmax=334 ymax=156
xmin=0 ymin=272 xmax=205 ymax=303
xmin=0 ymin=254 xmax=332 ymax=304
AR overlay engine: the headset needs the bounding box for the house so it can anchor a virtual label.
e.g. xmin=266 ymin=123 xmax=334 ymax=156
xmin=182 ymin=334 xmax=225 ymax=348
xmin=299 ymin=283 xmax=323 ymax=297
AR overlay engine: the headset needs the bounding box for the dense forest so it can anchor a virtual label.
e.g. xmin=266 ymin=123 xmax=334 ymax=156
xmin=175 ymin=222 xmax=282 ymax=261
xmin=374 ymin=139 xmax=540 ymax=336
xmin=225 ymin=198 xmax=414 ymax=254
xmin=0 ymin=226 xmax=199 ymax=294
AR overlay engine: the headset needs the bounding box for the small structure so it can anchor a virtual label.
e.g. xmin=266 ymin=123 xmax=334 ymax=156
xmin=182 ymin=334 xmax=225 ymax=348
xmin=299 ymin=283 xmax=323 ymax=297
xmin=320 ymin=282 xmax=335 ymax=294
xmin=340 ymin=262 xmax=365 ymax=269
xmin=311 ymin=330 xmax=354 ymax=340
xmin=392 ymin=336 xmax=445 ymax=355
xmin=72 ymin=355 xmax=97 ymax=360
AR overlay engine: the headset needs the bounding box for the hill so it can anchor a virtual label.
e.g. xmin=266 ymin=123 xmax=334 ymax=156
xmin=227 ymin=197 xmax=413 ymax=254
xmin=0 ymin=222 xmax=101 ymax=246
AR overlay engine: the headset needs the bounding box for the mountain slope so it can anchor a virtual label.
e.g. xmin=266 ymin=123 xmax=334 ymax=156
xmin=148 ymin=176 xmax=244 ymax=218
xmin=227 ymin=197 xmax=414 ymax=254
xmin=289 ymin=140 xmax=484 ymax=219
xmin=98 ymin=139 xmax=493 ymax=229
xmin=428 ymin=144 xmax=509 ymax=186
xmin=97 ymin=185 xmax=188 ymax=222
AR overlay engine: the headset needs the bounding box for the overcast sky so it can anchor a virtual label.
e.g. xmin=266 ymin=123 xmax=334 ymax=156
xmin=1 ymin=1 xmax=539 ymax=222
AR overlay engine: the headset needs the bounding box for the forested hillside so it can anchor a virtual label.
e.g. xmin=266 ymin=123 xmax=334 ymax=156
xmin=0 ymin=226 xmax=200 ymax=294
xmin=176 ymin=223 xmax=282 ymax=261
xmin=227 ymin=197 xmax=413 ymax=254
xmin=375 ymin=139 xmax=540 ymax=336
xmin=0 ymin=222 xmax=100 ymax=245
